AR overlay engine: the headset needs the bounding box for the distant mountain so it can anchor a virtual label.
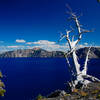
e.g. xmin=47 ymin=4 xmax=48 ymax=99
xmin=0 ymin=48 xmax=64 ymax=58
xmin=76 ymin=47 xmax=100 ymax=58
xmin=0 ymin=47 xmax=100 ymax=58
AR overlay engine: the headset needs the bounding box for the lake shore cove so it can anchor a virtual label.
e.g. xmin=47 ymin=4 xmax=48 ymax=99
xmin=36 ymin=82 xmax=100 ymax=100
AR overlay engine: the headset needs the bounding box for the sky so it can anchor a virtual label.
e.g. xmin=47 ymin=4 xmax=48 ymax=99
xmin=0 ymin=0 xmax=100 ymax=52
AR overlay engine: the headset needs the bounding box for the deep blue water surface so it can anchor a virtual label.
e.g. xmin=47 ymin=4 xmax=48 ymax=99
xmin=0 ymin=58 xmax=100 ymax=100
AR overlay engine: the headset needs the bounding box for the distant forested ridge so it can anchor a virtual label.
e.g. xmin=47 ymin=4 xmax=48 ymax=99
xmin=0 ymin=47 xmax=100 ymax=58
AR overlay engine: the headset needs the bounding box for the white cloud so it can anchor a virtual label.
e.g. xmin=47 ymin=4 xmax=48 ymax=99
xmin=78 ymin=45 xmax=84 ymax=48
xmin=77 ymin=43 xmax=90 ymax=49
xmin=0 ymin=45 xmax=25 ymax=53
xmin=0 ymin=40 xmax=70 ymax=53
xmin=0 ymin=39 xmax=91 ymax=53
xmin=7 ymin=46 xmax=19 ymax=48
xmin=26 ymin=42 xmax=34 ymax=45
xmin=84 ymin=43 xmax=88 ymax=45
xmin=16 ymin=39 xmax=26 ymax=43
xmin=33 ymin=40 xmax=56 ymax=45
xmin=28 ymin=40 xmax=69 ymax=52
xmin=7 ymin=46 xmax=24 ymax=48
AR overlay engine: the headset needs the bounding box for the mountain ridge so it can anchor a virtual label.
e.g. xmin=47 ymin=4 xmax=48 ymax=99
xmin=0 ymin=47 xmax=100 ymax=58
xmin=0 ymin=47 xmax=64 ymax=58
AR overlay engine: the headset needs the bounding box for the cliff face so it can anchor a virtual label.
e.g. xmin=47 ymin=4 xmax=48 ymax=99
xmin=0 ymin=48 xmax=64 ymax=58
xmin=0 ymin=47 xmax=100 ymax=58
xmin=76 ymin=47 xmax=100 ymax=58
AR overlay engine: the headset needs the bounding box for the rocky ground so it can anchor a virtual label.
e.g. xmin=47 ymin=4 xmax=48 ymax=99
xmin=36 ymin=82 xmax=100 ymax=100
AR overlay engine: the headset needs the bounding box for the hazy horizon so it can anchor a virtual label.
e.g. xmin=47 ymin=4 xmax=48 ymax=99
xmin=0 ymin=0 xmax=100 ymax=52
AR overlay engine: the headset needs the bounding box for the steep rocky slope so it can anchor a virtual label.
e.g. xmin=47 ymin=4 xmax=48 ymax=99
xmin=0 ymin=47 xmax=100 ymax=58
xmin=36 ymin=82 xmax=100 ymax=100
xmin=0 ymin=48 xmax=64 ymax=58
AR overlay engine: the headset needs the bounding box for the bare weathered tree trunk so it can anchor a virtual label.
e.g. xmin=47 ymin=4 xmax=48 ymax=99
xmin=59 ymin=10 xmax=100 ymax=90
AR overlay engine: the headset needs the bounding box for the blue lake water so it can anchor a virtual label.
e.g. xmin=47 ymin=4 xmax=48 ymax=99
xmin=0 ymin=58 xmax=100 ymax=100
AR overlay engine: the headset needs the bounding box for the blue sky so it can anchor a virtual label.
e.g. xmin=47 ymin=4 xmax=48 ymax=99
xmin=0 ymin=0 xmax=100 ymax=52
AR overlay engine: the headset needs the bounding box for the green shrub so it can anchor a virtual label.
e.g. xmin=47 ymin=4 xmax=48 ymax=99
xmin=0 ymin=88 xmax=6 ymax=96
xmin=36 ymin=94 xmax=43 ymax=100
xmin=0 ymin=71 xmax=6 ymax=97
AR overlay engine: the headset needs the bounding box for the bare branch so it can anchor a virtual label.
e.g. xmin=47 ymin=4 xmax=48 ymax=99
xmin=65 ymin=48 xmax=75 ymax=57
xmin=83 ymin=74 xmax=100 ymax=82
xmin=58 ymin=32 xmax=66 ymax=43
xmin=74 ymin=17 xmax=81 ymax=34
xmin=66 ymin=30 xmax=73 ymax=49
xmin=66 ymin=56 xmax=75 ymax=76
xmin=70 ymin=25 xmax=74 ymax=31
xmin=66 ymin=4 xmax=76 ymax=17
xmin=81 ymin=29 xmax=93 ymax=34
xmin=66 ymin=4 xmax=73 ymax=13
xmin=72 ymin=35 xmax=75 ymax=42
xmin=65 ymin=53 xmax=77 ymax=80
xmin=82 ymin=47 xmax=91 ymax=75
xmin=67 ymin=13 xmax=82 ymax=46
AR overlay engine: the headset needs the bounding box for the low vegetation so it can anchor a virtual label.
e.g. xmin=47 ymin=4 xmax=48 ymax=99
xmin=36 ymin=82 xmax=100 ymax=100
xmin=0 ymin=71 xmax=6 ymax=97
